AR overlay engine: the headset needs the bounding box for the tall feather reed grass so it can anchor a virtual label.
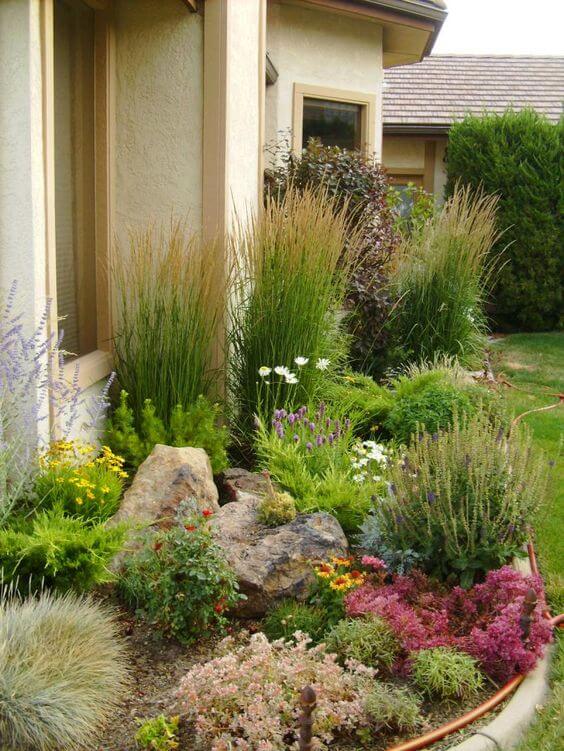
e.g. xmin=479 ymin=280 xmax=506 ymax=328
xmin=228 ymin=185 xmax=359 ymax=432
xmin=112 ymin=222 xmax=228 ymax=426
xmin=0 ymin=590 xmax=127 ymax=750
xmin=390 ymin=185 xmax=502 ymax=365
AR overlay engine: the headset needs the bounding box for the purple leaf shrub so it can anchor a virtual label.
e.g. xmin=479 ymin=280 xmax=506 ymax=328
xmin=345 ymin=565 xmax=552 ymax=682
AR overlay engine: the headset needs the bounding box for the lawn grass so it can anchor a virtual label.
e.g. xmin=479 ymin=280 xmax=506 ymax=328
xmin=490 ymin=332 xmax=563 ymax=751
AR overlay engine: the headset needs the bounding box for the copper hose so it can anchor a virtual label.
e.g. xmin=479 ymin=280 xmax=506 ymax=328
xmin=382 ymin=543 xmax=563 ymax=751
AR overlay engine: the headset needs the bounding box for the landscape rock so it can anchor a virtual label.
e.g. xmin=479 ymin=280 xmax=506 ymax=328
xmin=217 ymin=467 xmax=270 ymax=504
xmin=112 ymin=444 xmax=219 ymax=530
xmin=211 ymin=493 xmax=348 ymax=617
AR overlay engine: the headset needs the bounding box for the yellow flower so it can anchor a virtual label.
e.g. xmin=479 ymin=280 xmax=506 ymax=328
xmin=101 ymin=486 xmax=110 ymax=494
xmin=86 ymin=491 xmax=95 ymax=500
xmin=75 ymin=497 xmax=83 ymax=505
xmin=331 ymin=556 xmax=352 ymax=568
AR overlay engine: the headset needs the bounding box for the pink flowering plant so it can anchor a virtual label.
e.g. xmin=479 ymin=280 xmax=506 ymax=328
xmin=175 ymin=631 xmax=375 ymax=750
xmin=345 ymin=565 xmax=552 ymax=682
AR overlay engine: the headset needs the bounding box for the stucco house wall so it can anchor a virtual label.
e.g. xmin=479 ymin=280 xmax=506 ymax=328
xmin=382 ymin=133 xmax=448 ymax=199
xmin=114 ymin=0 xmax=204 ymax=243
xmin=265 ymin=2 xmax=384 ymax=162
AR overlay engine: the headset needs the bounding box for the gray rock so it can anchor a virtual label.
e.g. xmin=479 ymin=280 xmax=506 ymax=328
xmin=211 ymin=494 xmax=348 ymax=617
xmin=112 ymin=444 xmax=219 ymax=530
xmin=217 ymin=468 xmax=270 ymax=504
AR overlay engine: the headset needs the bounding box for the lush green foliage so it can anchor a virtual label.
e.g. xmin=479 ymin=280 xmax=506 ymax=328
xmin=446 ymin=109 xmax=563 ymax=331
xmin=112 ymin=222 xmax=226 ymax=430
xmin=0 ymin=510 xmax=125 ymax=592
xmin=105 ymin=390 xmax=228 ymax=474
xmin=325 ymin=616 xmax=400 ymax=673
xmin=363 ymin=682 xmax=422 ymax=733
xmin=34 ymin=441 xmax=125 ymax=521
xmin=263 ymin=600 xmax=327 ymax=644
xmin=390 ymin=186 xmax=500 ymax=365
xmin=411 ymin=647 xmax=484 ymax=701
xmin=324 ymin=372 xmax=393 ymax=437
xmin=255 ymin=406 xmax=387 ymax=533
xmin=135 ymin=715 xmax=179 ymax=750
xmin=119 ymin=512 xmax=242 ymax=643
xmin=229 ymin=185 xmax=354 ymax=433
xmin=377 ymin=412 xmax=549 ymax=586
xmin=0 ymin=591 xmax=127 ymax=750
xmin=387 ymin=183 xmax=436 ymax=237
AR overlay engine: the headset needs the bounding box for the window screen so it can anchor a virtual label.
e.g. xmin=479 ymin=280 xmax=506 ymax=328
xmin=302 ymin=98 xmax=362 ymax=151
xmin=54 ymin=0 xmax=97 ymax=358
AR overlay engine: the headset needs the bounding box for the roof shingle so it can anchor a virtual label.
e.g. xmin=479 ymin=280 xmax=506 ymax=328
xmin=383 ymin=55 xmax=564 ymax=130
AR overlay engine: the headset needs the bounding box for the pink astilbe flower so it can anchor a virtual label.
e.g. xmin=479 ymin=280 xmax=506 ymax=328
xmin=345 ymin=565 xmax=552 ymax=683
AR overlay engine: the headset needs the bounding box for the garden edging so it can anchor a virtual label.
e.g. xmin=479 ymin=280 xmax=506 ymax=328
xmin=449 ymin=645 xmax=552 ymax=750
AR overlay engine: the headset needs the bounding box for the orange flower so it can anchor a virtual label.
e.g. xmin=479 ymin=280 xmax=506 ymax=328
xmin=185 ymin=524 xmax=196 ymax=532
xmin=202 ymin=509 xmax=213 ymax=518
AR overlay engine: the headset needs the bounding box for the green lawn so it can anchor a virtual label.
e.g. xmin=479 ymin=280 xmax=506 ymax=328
xmin=490 ymin=332 xmax=563 ymax=751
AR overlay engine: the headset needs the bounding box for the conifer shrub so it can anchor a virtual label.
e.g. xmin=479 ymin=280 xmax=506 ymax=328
xmin=446 ymin=109 xmax=563 ymax=331
xmin=0 ymin=591 xmax=127 ymax=750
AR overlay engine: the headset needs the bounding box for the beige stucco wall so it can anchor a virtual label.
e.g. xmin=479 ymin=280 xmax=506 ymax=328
xmin=382 ymin=136 xmax=425 ymax=172
xmin=382 ymin=134 xmax=449 ymax=201
xmin=113 ymin=0 xmax=204 ymax=243
xmin=265 ymin=2 xmax=384 ymax=162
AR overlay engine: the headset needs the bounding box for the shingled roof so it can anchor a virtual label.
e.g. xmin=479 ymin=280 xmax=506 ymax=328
xmin=383 ymin=55 xmax=564 ymax=132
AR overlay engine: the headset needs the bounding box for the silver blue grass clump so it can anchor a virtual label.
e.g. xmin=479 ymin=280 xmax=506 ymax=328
xmin=0 ymin=590 xmax=128 ymax=750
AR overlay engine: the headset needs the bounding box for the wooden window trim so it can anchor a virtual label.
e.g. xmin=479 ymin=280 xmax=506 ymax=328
xmin=387 ymin=173 xmax=424 ymax=188
xmin=292 ymin=83 xmax=376 ymax=156
xmin=43 ymin=0 xmax=114 ymax=392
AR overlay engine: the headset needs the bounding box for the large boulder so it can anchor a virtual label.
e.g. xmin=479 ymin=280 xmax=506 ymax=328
xmin=112 ymin=444 xmax=219 ymax=529
xmin=217 ymin=467 xmax=271 ymax=504
xmin=211 ymin=492 xmax=348 ymax=617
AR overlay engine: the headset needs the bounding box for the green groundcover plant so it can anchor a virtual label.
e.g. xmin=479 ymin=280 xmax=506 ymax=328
xmin=411 ymin=647 xmax=484 ymax=701
xmin=105 ymin=390 xmax=228 ymax=474
xmin=324 ymin=616 xmax=400 ymax=674
xmin=0 ymin=591 xmax=127 ymax=751
xmin=0 ymin=509 xmax=126 ymax=592
xmin=446 ymin=109 xmax=563 ymax=331
xmin=119 ymin=508 xmax=242 ymax=643
xmin=390 ymin=186 xmax=500 ymax=366
xmin=135 ymin=715 xmax=179 ymax=751
xmin=363 ymin=682 xmax=422 ymax=734
xmin=263 ymin=600 xmax=327 ymax=644
xmin=375 ymin=411 xmax=550 ymax=586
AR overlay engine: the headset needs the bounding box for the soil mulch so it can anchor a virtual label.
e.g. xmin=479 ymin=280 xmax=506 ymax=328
xmin=96 ymin=599 xmax=508 ymax=751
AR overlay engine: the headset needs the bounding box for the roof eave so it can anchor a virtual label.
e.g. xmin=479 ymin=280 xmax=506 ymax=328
xmin=383 ymin=123 xmax=451 ymax=135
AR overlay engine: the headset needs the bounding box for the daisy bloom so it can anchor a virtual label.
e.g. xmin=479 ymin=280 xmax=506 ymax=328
xmin=285 ymin=372 xmax=299 ymax=385
xmin=274 ymin=365 xmax=291 ymax=377
xmin=315 ymin=358 xmax=330 ymax=371
xmin=294 ymin=357 xmax=309 ymax=367
xmin=258 ymin=366 xmax=272 ymax=377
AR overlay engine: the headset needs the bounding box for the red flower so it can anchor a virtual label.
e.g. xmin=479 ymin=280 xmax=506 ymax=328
xmin=202 ymin=509 xmax=213 ymax=518
xmin=185 ymin=524 xmax=196 ymax=532
xmin=153 ymin=541 xmax=163 ymax=552
xmin=214 ymin=603 xmax=224 ymax=613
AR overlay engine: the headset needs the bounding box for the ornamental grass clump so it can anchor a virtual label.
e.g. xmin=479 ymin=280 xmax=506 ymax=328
xmin=112 ymin=222 xmax=227 ymax=429
xmin=0 ymin=591 xmax=127 ymax=751
xmin=376 ymin=411 xmax=549 ymax=585
xmin=175 ymin=632 xmax=375 ymax=750
xmin=229 ymin=185 xmax=358 ymax=433
xmin=412 ymin=647 xmax=484 ymax=701
xmin=363 ymin=683 xmax=422 ymax=733
xmin=390 ymin=186 xmax=501 ymax=365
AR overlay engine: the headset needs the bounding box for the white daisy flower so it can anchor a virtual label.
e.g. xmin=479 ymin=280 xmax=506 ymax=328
xmin=294 ymin=357 xmax=309 ymax=367
xmin=258 ymin=366 xmax=272 ymax=377
xmin=274 ymin=366 xmax=291 ymax=377
xmin=285 ymin=373 xmax=299 ymax=385
xmin=315 ymin=358 xmax=330 ymax=371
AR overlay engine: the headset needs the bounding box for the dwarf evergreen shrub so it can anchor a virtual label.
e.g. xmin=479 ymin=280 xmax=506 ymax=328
xmin=446 ymin=109 xmax=563 ymax=331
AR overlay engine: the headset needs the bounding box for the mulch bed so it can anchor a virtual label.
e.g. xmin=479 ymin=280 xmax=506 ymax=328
xmin=95 ymin=595 xmax=508 ymax=751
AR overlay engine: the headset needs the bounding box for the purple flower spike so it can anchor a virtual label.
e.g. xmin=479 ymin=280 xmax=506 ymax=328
xmin=431 ymin=432 xmax=439 ymax=442
xmin=288 ymin=413 xmax=296 ymax=425
xmin=328 ymin=433 xmax=334 ymax=445
xmin=326 ymin=418 xmax=331 ymax=428
xmin=306 ymin=442 xmax=313 ymax=452
xmin=319 ymin=402 xmax=326 ymax=417
xmin=316 ymin=434 xmax=323 ymax=447
xmin=274 ymin=409 xmax=282 ymax=420
xmin=309 ymin=422 xmax=316 ymax=432
xmin=293 ymin=434 xmax=300 ymax=443
xmin=427 ymin=491 xmax=437 ymax=504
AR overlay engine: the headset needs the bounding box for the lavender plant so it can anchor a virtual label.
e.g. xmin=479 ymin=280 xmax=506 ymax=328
xmin=0 ymin=282 xmax=111 ymax=524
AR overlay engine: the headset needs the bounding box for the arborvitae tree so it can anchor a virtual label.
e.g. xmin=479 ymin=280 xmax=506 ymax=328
xmin=446 ymin=109 xmax=563 ymax=331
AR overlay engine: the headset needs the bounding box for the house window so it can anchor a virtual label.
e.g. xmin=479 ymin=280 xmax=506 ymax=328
xmin=293 ymin=83 xmax=376 ymax=155
xmin=302 ymin=98 xmax=362 ymax=151
xmin=54 ymin=0 xmax=97 ymax=359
